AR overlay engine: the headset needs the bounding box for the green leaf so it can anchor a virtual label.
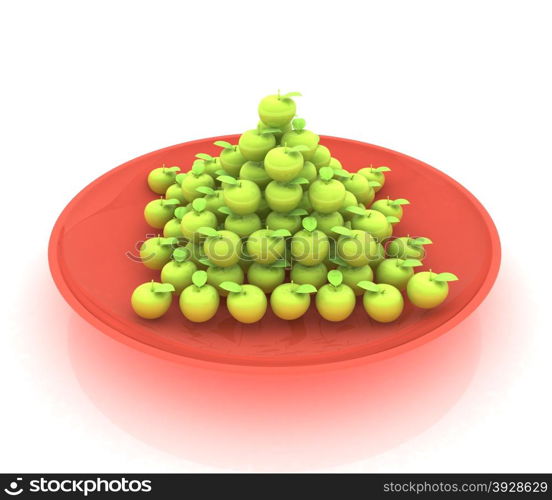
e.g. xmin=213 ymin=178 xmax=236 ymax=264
xmin=281 ymin=91 xmax=302 ymax=98
xmin=288 ymin=144 xmax=310 ymax=153
xmin=152 ymin=283 xmax=175 ymax=294
xmin=390 ymin=198 xmax=410 ymax=206
xmin=302 ymin=216 xmax=317 ymax=232
xmin=192 ymin=198 xmax=207 ymax=212
xmin=346 ymin=206 xmax=367 ymax=216
xmin=175 ymin=173 xmax=186 ymax=185
xmin=195 ymin=153 xmax=213 ymax=161
xmin=191 ymin=162 xmax=205 ymax=176
xmin=294 ymin=284 xmax=317 ymax=294
xmin=374 ymin=166 xmax=391 ymax=172
xmin=386 ymin=216 xmax=400 ymax=224
xmin=199 ymin=257 xmax=214 ymax=267
xmin=219 ymin=281 xmax=243 ymax=293
xmin=162 ymin=198 xmax=180 ymax=206
xmin=357 ymin=281 xmax=380 ymax=293
xmin=327 ymin=269 xmax=343 ymax=287
xmin=412 ymin=237 xmax=432 ymax=246
xmin=288 ymin=208 xmax=308 ymax=217
xmin=288 ymin=177 xmax=309 ymax=185
xmin=196 ymin=186 xmax=215 ymax=195
xmin=197 ymin=226 xmax=219 ymax=238
xmin=172 ymin=248 xmax=189 ymax=262
xmin=330 ymin=256 xmax=349 ymax=267
xmin=174 ymin=206 xmax=189 ymax=220
xmin=400 ymin=259 xmax=423 ymax=268
xmin=214 ymin=140 xmax=234 ymax=150
xmin=192 ymin=270 xmax=208 ymax=287
xmin=433 ymin=272 xmax=459 ymax=282
xmin=217 ymin=206 xmax=232 ymax=215
xmin=271 ymin=229 xmax=291 ymax=238
xmin=368 ymin=181 xmax=381 ymax=187
xmin=159 ymin=237 xmax=178 ymax=247
xmin=214 ymin=169 xmax=227 ymax=176
xmin=319 ymin=166 xmax=334 ymax=181
xmin=271 ymin=259 xmax=288 ymax=268
xmin=259 ymin=127 xmax=281 ymax=135
xmin=292 ymin=118 xmax=306 ymax=131
xmin=332 ymin=226 xmax=352 ymax=237
xmin=332 ymin=169 xmax=351 ymax=179
xmin=217 ymin=175 xmax=238 ymax=185
xmin=165 ymin=166 xmax=181 ymax=173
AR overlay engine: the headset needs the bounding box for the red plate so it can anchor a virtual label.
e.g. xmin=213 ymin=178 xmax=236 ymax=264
xmin=48 ymin=135 xmax=500 ymax=367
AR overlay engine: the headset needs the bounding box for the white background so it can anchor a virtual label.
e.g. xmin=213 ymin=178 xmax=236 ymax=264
xmin=1 ymin=0 xmax=550 ymax=473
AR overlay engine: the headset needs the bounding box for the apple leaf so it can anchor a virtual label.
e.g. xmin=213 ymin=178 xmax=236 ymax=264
xmin=195 ymin=153 xmax=213 ymax=161
xmin=330 ymin=256 xmax=349 ymax=267
xmin=412 ymin=237 xmax=432 ymax=246
xmin=260 ymin=127 xmax=281 ymax=135
xmin=192 ymin=270 xmax=208 ymax=288
xmin=433 ymin=272 xmax=459 ymax=282
xmin=219 ymin=281 xmax=243 ymax=294
xmin=294 ymin=284 xmax=317 ymax=294
xmin=217 ymin=175 xmax=238 ymax=185
xmin=319 ymin=166 xmax=334 ymax=181
xmin=386 ymin=216 xmax=400 ymax=224
xmin=346 ymin=206 xmax=367 ymax=216
xmin=175 ymin=173 xmax=186 ymax=185
xmin=281 ymin=91 xmax=302 ymax=98
xmin=288 ymin=177 xmax=309 ymax=185
xmin=217 ymin=206 xmax=233 ymax=215
xmin=390 ymin=198 xmax=410 ymax=206
xmin=271 ymin=259 xmax=288 ymax=268
xmin=332 ymin=169 xmax=351 ymax=179
xmin=292 ymin=118 xmax=306 ymax=131
xmin=374 ymin=166 xmax=391 ymax=172
xmin=174 ymin=206 xmax=189 ymax=220
xmin=199 ymin=257 xmax=214 ymax=267
xmin=197 ymin=227 xmax=219 ymax=238
xmin=400 ymin=259 xmax=423 ymax=268
xmin=327 ymin=269 xmax=343 ymax=288
xmin=152 ymin=283 xmax=175 ymax=294
xmin=357 ymin=280 xmax=380 ymax=293
xmin=191 ymin=162 xmax=205 ymax=176
xmin=159 ymin=237 xmax=178 ymax=247
xmin=172 ymin=247 xmax=189 ymax=262
xmin=288 ymin=144 xmax=310 ymax=153
xmin=271 ymin=229 xmax=291 ymax=238
xmin=192 ymin=198 xmax=207 ymax=213
xmin=214 ymin=140 xmax=234 ymax=150
xmin=162 ymin=198 xmax=181 ymax=206
xmin=332 ymin=226 xmax=353 ymax=237
xmin=164 ymin=166 xmax=181 ymax=173
xmin=302 ymin=216 xmax=317 ymax=232
xmin=196 ymin=186 xmax=215 ymax=196
xmin=368 ymin=181 xmax=381 ymax=187
xmin=214 ymin=169 xmax=227 ymax=176
xmin=288 ymin=208 xmax=308 ymax=217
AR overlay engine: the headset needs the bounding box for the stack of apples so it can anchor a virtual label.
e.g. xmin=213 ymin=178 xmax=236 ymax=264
xmin=131 ymin=91 xmax=458 ymax=324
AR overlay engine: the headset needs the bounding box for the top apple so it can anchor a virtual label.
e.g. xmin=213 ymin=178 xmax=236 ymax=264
xmin=258 ymin=91 xmax=301 ymax=128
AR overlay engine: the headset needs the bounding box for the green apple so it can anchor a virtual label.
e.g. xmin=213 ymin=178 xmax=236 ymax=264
xmin=369 ymin=242 xmax=386 ymax=270
xmin=201 ymin=259 xmax=244 ymax=297
xmin=258 ymin=120 xmax=291 ymax=143
xmin=323 ymin=239 xmax=339 ymax=269
xmin=197 ymin=227 xmax=241 ymax=267
xmin=257 ymin=195 xmax=271 ymax=219
xmin=165 ymin=182 xmax=186 ymax=203
xmin=281 ymin=118 xmax=319 ymax=160
xmin=357 ymin=281 xmax=404 ymax=322
xmin=214 ymin=141 xmax=247 ymax=177
xmin=264 ymin=145 xmax=306 ymax=182
xmin=147 ymin=165 xmax=181 ymax=194
xmin=160 ymin=247 xmax=197 ymax=294
xmin=311 ymin=145 xmax=331 ymax=169
xmin=144 ymin=198 xmax=180 ymax=229
xmin=265 ymin=178 xmax=307 ymax=212
xmin=339 ymin=191 xmax=359 ymax=221
xmin=179 ymin=270 xmax=220 ymax=322
xmin=387 ymin=236 xmax=432 ymax=260
xmin=375 ymin=258 xmax=423 ymax=291
xmin=315 ymin=270 xmax=356 ymax=322
xmin=239 ymin=161 xmax=271 ymax=189
xmin=371 ymin=197 xmax=410 ymax=221
xmin=312 ymin=210 xmax=344 ymax=239
xmin=358 ymin=166 xmax=391 ymax=193
xmin=308 ymin=167 xmax=347 ymax=213
xmin=196 ymin=186 xmax=225 ymax=221
xmin=247 ymin=260 xmax=287 ymax=293
xmin=180 ymin=198 xmax=217 ymax=242
xmin=290 ymin=262 xmax=328 ymax=288
xmin=328 ymin=157 xmax=342 ymax=170
xmin=183 ymin=239 xmax=208 ymax=270
xmin=258 ymin=90 xmax=301 ymax=127
xmin=333 ymin=226 xmax=378 ymax=267
xmin=270 ymin=283 xmax=317 ymax=320
xmin=246 ymin=228 xmax=290 ymax=265
xmin=131 ymin=281 xmax=175 ymax=319
xmin=195 ymin=153 xmax=220 ymax=177
xmin=219 ymin=206 xmax=262 ymax=238
xmin=266 ymin=208 xmax=307 ymax=233
xmin=348 ymin=206 xmax=399 ymax=241
xmin=299 ymin=160 xmax=317 ymax=188
xmin=181 ymin=162 xmax=215 ymax=202
xmin=298 ymin=191 xmax=313 ymax=212
xmin=238 ymin=124 xmax=280 ymax=161
xmin=163 ymin=217 xmax=185 ymax=240
xmin=406 ymin=271 xmax=459 ymax=309
xmin=291 ymin=217 xmax=329 ymax=266
xmin=219 ymin=282 xmax=268 ymax=323
xmin=331 ymin=257 xmax=374 ymax=296
xmin=139 ymin=236 xmax=178 ymax=270
xmin=218 ymin=176 xmax=261 ymax=215
xmin=342 ymin=173 xmax=381 ymax=205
